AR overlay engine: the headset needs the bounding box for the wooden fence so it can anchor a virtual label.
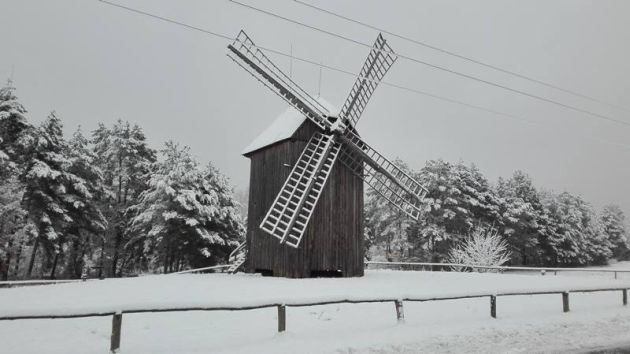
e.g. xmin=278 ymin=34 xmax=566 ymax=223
xmin=366 ymin=261 xmax=630 ymax=279
xmin=0 ymin=286 xmax=627 ymax=353
xmin=172 ymin=264 xmax=231 ymax=274
xmin=0 ymin=279 xmax=85 ymax=289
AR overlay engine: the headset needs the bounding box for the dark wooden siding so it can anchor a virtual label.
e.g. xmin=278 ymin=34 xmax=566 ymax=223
xmin=245 ymin=121 xmax=364 ymax=278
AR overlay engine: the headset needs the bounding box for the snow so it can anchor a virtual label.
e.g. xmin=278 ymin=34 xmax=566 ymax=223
xmin=241 ymin=98 xmax=337 ymax=155
xmin=1 ymin=270 xmax=629 ymax=353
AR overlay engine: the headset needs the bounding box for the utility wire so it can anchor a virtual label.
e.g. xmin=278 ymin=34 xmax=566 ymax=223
xmin=98 ymin=0 xmax=234 ymax=41
xmin=227 ymin=0 xmax=630 ymax=128
xmin=95 ymin=0 xmax=630 ymax=151
xmin=291 ymin=0 xmax=630 ymax=114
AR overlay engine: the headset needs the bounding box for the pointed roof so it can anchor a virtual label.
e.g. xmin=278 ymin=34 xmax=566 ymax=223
xmin=242 ymin=98 xmax=337 ymax=156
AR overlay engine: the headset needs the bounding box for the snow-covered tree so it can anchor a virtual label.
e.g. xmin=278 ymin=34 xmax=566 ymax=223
xmin=21 ymin=112 xmax=73 ymax=277
xmin=62 ymin=127 xmax=107 ymax=278
xmin=364 ymin=188 xmax=405 ymax=261
xmin=407 ymin=159 xmax=500 ymax=262
xmin=448 ymin=227 xmax=511 ymax=272
xmin=0 ymin=176 xmax=27 ymax=280
xmin=0 ymin=80 xmax=30 ymax=177
xmin=541 ymin=191 xmax=612 ymax=266
xmin=128 ymin=142 xmax=243 ymax=273
xmin=600 ymin=204 xmax=629 ymax=260
xmin=364 ymin=159 xmax=415 ymax=261
xmin=20 ymin=113 xmax=106 ymax=278
xmin=582 ymin=210 xmax=612 ymax=265
xmin=0 ymin=137 xmax=12 ymax=178
xmin=495 ymin=171 xmax=544 ymax=265
xmin=92 ymin=120 xmax=156 ymax=276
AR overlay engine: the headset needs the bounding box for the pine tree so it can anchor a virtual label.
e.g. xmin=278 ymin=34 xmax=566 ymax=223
xmin=92 ymin=120 xmax=156 ymax=276
xmin=495 ymin=171 xmax=543 ymax=265
xmin=408 ymin=159 xmax=502 ymax=262
xmin=128 ymin=142 xmax=243 ymax=272
xmin=601 ymin=205 xmax=629 ymax=260
xmin=0 ymin=80 xmax=30 ymax=177
xmin=20 ymin=115 xmax=109 ymax=279
xmin=541 ymin=191 xmax=612 ymax=266
xmin=409 ymin=159 xmax=460 ymax=262
xmin=21 ymin=112 xmax=74 ymax=277
xmin=582 ymin=208 xmax=612 ymax=265
xmin=363 ymin=159 xmax=415 ymax=261
xmin=62 ymin=127 xmax=107 ymax=278
xmin=0 ymin=176 xmax=27 ymax=280
xmin=364 ymin=188 xmax=403 ymax=261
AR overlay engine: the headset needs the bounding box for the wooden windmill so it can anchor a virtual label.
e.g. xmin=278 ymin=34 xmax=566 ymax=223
xmin=228 ymin=30 xmax=427 ymax=278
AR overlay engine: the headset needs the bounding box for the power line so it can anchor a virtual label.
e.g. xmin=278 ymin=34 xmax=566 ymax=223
xmin=98 ymin=0 xmax=234 ymax=41
xmin=94 ymin=0 xmax=630 ymax=151
xmin=227 ymin=0 xmax=630 ymax=128
xmin=291 ymin=0 xmax=630 ymax=115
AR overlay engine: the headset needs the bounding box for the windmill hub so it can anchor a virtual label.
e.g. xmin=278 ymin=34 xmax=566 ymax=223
xmin=228 ymin=30 xmax=428 ymax=278
xmin=325 ymin=115 xmax=346 ymax=134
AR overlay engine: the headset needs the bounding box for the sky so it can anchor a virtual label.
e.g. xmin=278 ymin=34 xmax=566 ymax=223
xmin=1 ymin=0 xmax=629 ymax=214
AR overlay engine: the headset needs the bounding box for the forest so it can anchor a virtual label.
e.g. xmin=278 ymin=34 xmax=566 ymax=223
xmin=0 ymin=82 xmax=244 ymax=280
xmin=366 ymin=159 xmax=629 ymax=266
xmin=1 ymin=81 xmax=628 ymax=280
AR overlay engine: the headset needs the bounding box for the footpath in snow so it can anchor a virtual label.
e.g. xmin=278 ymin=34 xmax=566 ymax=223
xmin=1 ymin=270 xmax=629 ymax=353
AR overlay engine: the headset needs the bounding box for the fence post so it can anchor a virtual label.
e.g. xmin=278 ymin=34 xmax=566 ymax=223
xmin=110 ymin=312 xmax=122 ymax=353
xmin=623 ymin=289 xmax=627 ymax=306
xmin=615 ymin=272 xmax=618 ymax=280
xmin=562 ymin=292 xmax=570 ymax=313
xmin=394 ymin=300 xmax=405 ymax=323
xmin=490 ymin=295 xmax=497 ymax=319
xmin=277 ymin=304 xmax=286 ymax=332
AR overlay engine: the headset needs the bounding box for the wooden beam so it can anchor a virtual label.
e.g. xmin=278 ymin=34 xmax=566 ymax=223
xmin=277 ymin=305 xmax=286 ymax=332
xmin=562 ymin=292 xmax=570 ymax=313
xmin=110 ymin=312 xmax=122 ymax=353
xmin=394 ymin=300 xmax=404 ymax=323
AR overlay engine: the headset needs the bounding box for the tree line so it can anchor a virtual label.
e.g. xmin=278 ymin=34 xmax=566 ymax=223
xmin=365 ymin=159 xmax=629 ymax=267
xmin=0 ymin=82 xmax=244 ymax=280
xmin=2 ymin=80 xmax=628 ymax=279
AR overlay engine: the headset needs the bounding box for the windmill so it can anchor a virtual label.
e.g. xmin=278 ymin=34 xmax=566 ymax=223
xmin=227 ymin=30 xmax=427 ymax=277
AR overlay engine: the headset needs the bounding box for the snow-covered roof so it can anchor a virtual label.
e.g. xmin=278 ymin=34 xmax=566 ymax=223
xmin=242 ymin=98 xmax=337 ymax=156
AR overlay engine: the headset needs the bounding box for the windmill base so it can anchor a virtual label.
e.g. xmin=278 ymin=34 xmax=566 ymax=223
xmin=247 ymin=265 xmax=363 ymax=279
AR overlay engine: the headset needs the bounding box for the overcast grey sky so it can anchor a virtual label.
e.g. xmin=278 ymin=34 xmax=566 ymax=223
xmin=2 ymin=0 xmax=629 ymax=214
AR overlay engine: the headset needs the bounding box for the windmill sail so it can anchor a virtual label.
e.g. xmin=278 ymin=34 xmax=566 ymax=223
xmin=340 ymin=34 xmax=397 ymax=127
xmin=338 ymin=130 xmax=427 ymax=219
xmin=338 ymin=146 xmax=422 ymax=220
xmin=227 ymin=30 xmax=331 ymax=131
xmin=260 ymin=132 xmax=341 ymax=248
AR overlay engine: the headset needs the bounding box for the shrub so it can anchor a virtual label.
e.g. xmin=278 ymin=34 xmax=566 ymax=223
xmin=448 ymin=227 xmax=512 ymax=272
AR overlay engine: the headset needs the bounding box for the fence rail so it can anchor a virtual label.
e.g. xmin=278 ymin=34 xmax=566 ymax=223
xmin=0 ymin=279 xmax=85 ymax=289
xmin=172 ymin=264 xmax=231 ymax=275
xmin=0 ymin=285 xmax=628 ymax=353
xmin=365 ymin=261 xmax=630 ymax=279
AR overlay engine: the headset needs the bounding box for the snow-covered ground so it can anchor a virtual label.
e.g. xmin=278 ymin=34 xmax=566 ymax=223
xmin=1 ymin=270 xmax=629 ymax=353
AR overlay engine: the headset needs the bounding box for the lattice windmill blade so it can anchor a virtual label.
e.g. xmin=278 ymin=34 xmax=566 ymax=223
xmin=338 ymin=129 xmax=427 ymax=219
xmin=338 ymin=145 xmax=422 ymax=220
xmin=227 ymin=30 xmax=332 ymax=131
xmin=340 ymin=33 xmax=397 ymax=127
xmin=260 ymin=132 xmax=341 ymax=248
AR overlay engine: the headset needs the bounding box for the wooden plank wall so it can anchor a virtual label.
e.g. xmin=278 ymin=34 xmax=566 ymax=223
xmin=245 ymin=121 xmax=364 ymax=278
